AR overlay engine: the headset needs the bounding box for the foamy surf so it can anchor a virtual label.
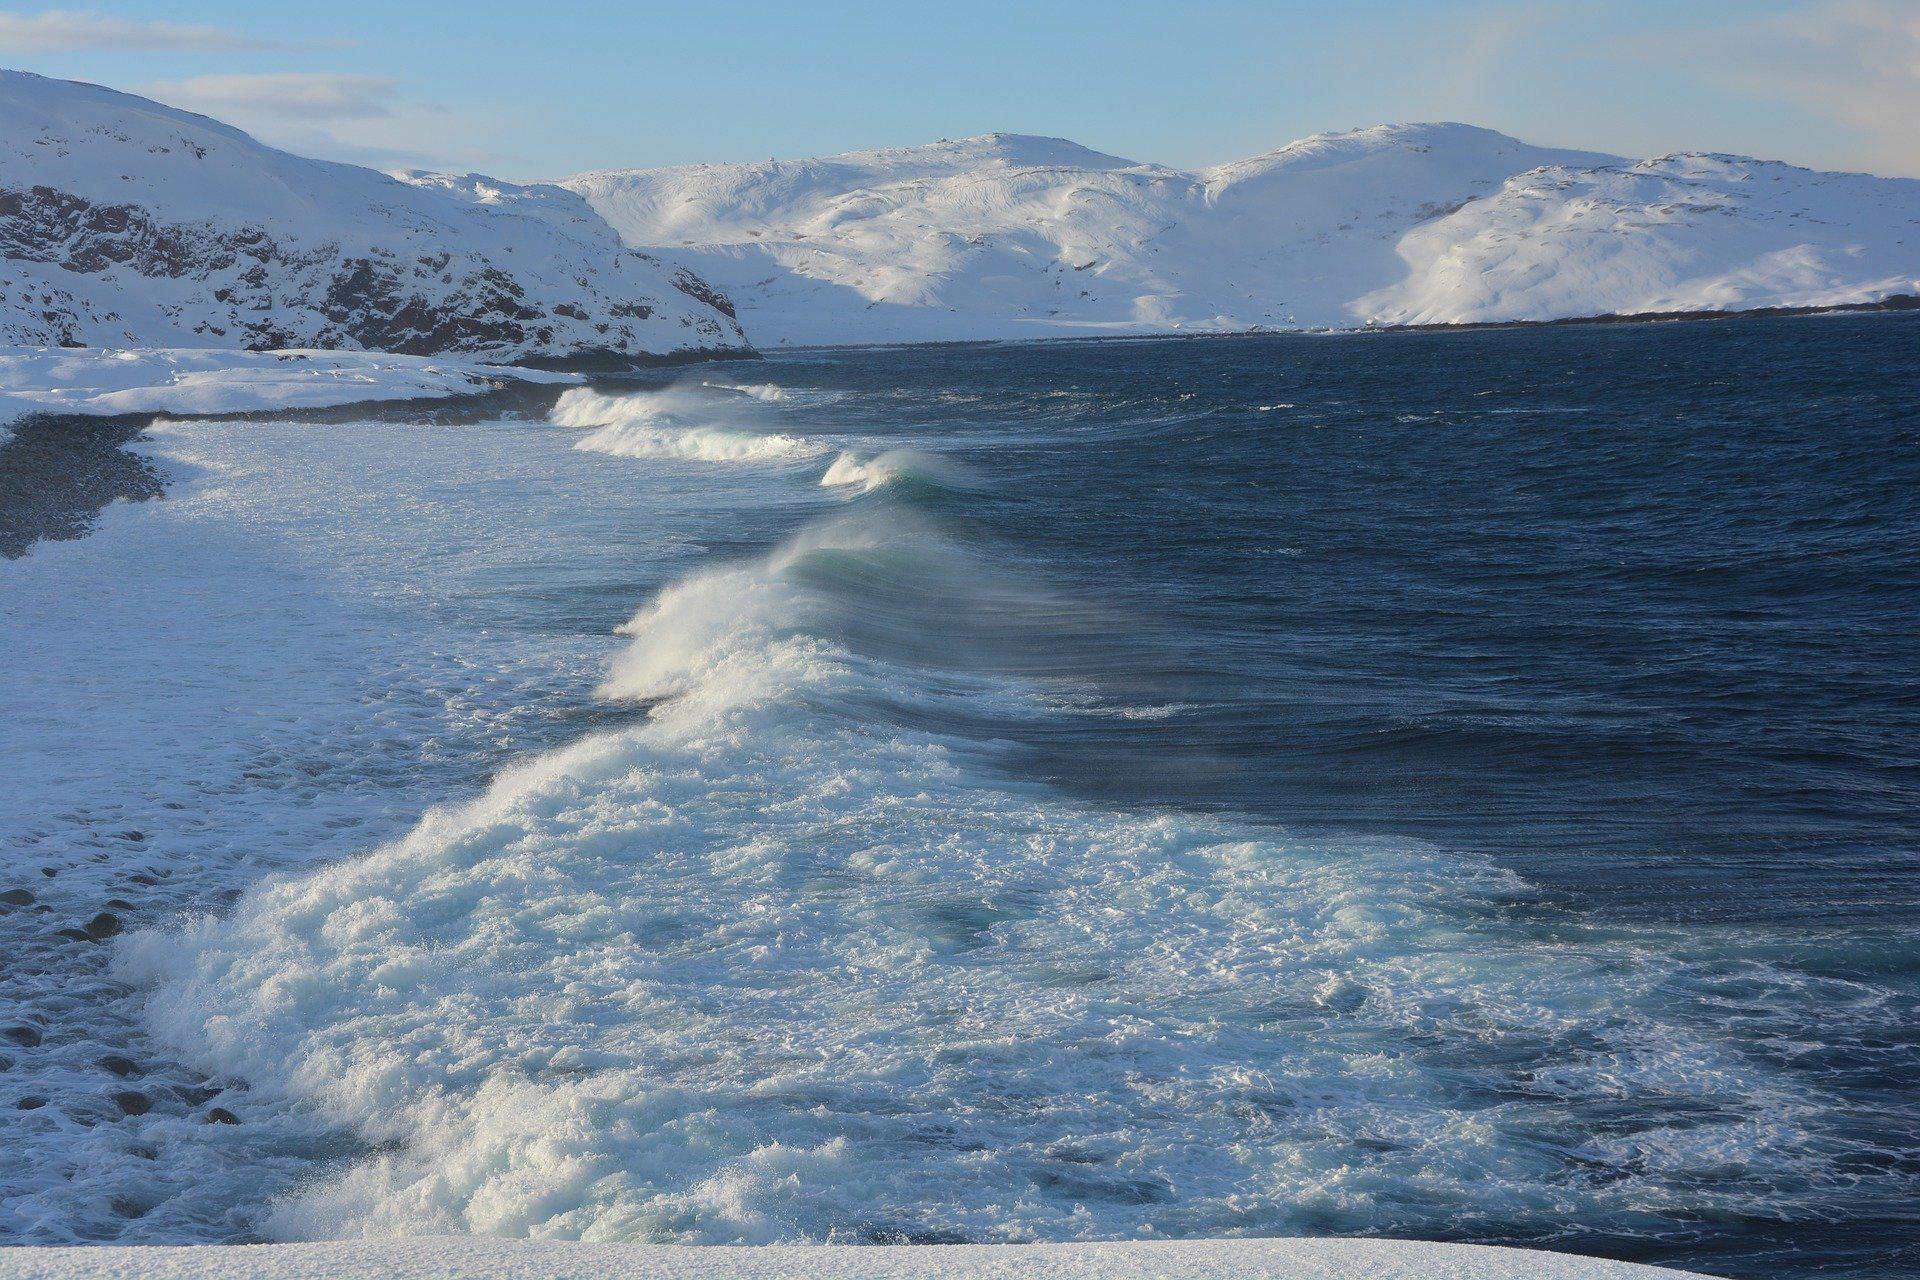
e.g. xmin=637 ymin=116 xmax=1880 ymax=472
xmin=704 ymin=381 xmax=790 ymax=402
xmin=122 ymin=489 xmax=1849 ymax=1249
xmin=820 ymin=449 xmax=973 ymax=495
xmin=551 ymin=387 xmax=822 ymax=462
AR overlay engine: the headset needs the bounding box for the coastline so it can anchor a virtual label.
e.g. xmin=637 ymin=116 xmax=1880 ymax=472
xmin=8 ymin=301 xmax=1913 ymax=558
xmin=0 ymin=348 xmax=734 ymax=560
xmin=743 ymin=292 xmax=1920 ymax=354
xmin=0 ymin=412 xmax=161 ymax=559
xmin=0 ymin=384 xmax=578 ymax=561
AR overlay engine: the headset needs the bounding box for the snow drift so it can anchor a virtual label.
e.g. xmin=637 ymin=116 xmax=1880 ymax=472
xmin=0 ymin=71 xmax=748 ymax=361
xmin=0 ymin=346 xmax=575 ymax=424
xmin=0 ymin=1236 xmax=1702 ymax=1279
xmin=564 ymin=126 xmax=1920 ymax=345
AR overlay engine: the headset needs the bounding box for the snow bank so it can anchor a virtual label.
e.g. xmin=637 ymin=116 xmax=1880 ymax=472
xmin=0 ymin=347 xmax=577 ymax=425
xmin=0 ymin=1237 xmax=1702 ymax=1279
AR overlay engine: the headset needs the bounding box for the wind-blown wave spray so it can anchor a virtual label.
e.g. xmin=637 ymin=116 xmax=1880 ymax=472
xmin=820 ymin=448 xmax=975 ymax=496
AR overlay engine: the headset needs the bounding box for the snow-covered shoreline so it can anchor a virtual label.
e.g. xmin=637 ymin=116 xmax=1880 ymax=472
xmin=696 ymin=291 xmax=1920 ymax=356
xmin=0 ymin=1237 xmax=1706 ymax=1279
xmin=0 ymin=347 xmax=580 ymax=428
xmin=0 ymin=347 xmax=591 ymax=556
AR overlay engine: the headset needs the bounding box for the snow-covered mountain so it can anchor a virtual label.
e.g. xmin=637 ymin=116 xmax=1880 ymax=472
xmin=4 ymin=68 xmax=1913 ymax=356
xmin=0 ymin=71 xmax=747 ymax=361
xmin=1360 ymin=152 xmax=1920 ymax=324
xmin=565 ymin=126 xmax=1920 ymax=345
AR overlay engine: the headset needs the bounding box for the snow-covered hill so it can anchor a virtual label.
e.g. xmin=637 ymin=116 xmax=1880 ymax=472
xmin=564 ymin=126 xmax=1920 ymax=345
xmin=1361 ymin=152 xmax=1920 ymax=324
xmin=5 ymin=70 xmax=1913 ymax=355
xmin=0 ymin=71 xmax=747 ymax=361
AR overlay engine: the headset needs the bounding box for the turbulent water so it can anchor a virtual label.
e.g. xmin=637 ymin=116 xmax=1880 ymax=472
xmin=2 ymin=315 xmax=1917 ymax=1278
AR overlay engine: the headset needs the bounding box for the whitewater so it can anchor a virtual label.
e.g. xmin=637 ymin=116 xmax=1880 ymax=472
xmin=2 ymin=320 xmax=1916 ymax=1278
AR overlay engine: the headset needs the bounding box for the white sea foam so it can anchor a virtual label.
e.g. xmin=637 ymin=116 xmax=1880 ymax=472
xmin=122 ymin=501 xmax=1851 ymax=1247
xmin=0 ymin=409 xmax=805 ymax=1243
xmin=551 ymin=387 xmax=822 ymax=462
xmin=820 ymin=449 xmax=971 ymax=494
xmin=705 ymin=381 xmax=790 ymax=402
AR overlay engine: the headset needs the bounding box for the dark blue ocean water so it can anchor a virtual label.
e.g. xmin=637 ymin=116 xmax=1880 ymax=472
xmin=691 ymin=315 xmax=1918 ymax=1278
xmin=790 ymin=317 xmax=1920 ymax=925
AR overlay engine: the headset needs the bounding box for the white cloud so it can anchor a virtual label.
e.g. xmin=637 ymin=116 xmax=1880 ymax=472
xmin=140 ymin=72 xmax=498 ymax=173
xmin=0 ymin=9 xmax=287 ymax=53
xmin=142 ymin=72 xmax=398 ymax=121
xmin=1648 ymin=0 xmax=1920 ymax=176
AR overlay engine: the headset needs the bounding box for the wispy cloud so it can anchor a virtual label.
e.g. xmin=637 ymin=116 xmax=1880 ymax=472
xmin=0 ymin=9 xmax=320 ymax=53
xmin=142 ymin=72 xmax=398 ymax=121
xmin=140 ymin=72 xmax=497 ymax=173
xmin=1436 ymin=2 xmax=1570 ymax=106
xmin=1637 ymin=0 xmax=1920 ymax=176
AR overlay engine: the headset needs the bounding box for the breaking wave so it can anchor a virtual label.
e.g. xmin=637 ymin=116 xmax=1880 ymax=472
xmin=704 ymin=381 xmax=791 ymax=402
xmin=122 ymin=464 xmax=1874 ymax=1249
xmin=820 ymin=448 xmax=973 ymax=496
xmin=551 ymin=386 xmax=821 ymax=462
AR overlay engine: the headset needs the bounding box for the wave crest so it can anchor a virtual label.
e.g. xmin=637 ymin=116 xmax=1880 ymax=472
xmin=821 ymin=448 xmax=973 ymax=495
xmin=124 ymin=502 xmax=1856 ymax=1248
xmin=551 ymin=387 xmax=821 ymax=462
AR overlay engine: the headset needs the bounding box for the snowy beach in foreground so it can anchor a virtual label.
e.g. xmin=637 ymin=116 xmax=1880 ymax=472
xmin=0 ymin=1238 xmax=1705 ymax=1280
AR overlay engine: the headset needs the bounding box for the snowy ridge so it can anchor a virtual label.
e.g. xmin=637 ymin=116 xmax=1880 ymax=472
xmin=0 ymin=71 xmax=748 ymax=360
xmin=0 ymin=1236 xmax=1702 ymax=1279
xmin=564 ymin=125 xmax=1920 ymax=344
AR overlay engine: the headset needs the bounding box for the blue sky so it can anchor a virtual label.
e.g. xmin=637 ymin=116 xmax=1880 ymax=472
xmin=2 ymin=1 xmax=1916 ymax=179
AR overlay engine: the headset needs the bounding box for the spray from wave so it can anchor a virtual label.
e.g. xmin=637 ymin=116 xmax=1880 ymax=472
xmin=551 ymin=386 xmax=822 ymax=462
xmin=820 ymin=449 xmax=974 ymax=496
xmin=703 ymin=381 xmax=791 ymax=403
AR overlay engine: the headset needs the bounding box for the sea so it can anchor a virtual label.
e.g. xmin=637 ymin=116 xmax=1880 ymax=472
xmin=1 ymin=313 xmax=1915 ymax=1278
